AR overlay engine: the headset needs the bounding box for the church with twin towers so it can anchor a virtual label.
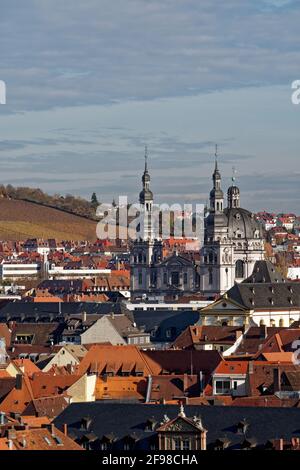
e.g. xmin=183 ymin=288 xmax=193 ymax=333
xmin=130 ymin=147 xmax=264 ymax=300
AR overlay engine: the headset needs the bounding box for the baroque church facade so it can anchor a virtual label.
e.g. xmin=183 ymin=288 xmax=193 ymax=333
xmin=200 ymin=156 xmax=264 ymax=296
xmin=130 ymin=149 xmax=264 ymax=300
xmin=130 ymin=151 xmax=198 ymax=300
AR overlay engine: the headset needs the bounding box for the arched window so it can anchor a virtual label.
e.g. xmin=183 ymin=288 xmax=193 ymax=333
xmin=235 ymin=260 xmax=244 ymax=279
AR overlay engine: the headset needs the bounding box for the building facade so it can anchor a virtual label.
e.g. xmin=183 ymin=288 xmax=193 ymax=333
xmin=131 ymin=148 xmax=265 ymax=299
xmin=130 ymin=150 xmax=198 ymax=300
xmin=200 ymin=154 xmax=264 ymax=295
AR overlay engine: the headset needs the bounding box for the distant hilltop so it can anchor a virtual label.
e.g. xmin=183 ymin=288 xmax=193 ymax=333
xmin=0 ymin=197 xmax=97 ymax=241
xmin=0 ymin=184 xmax=98 ymax=220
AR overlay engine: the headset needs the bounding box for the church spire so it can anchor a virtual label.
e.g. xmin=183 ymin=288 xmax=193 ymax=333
xmin=227 ymin=166 xmax=240 ymax=208
xmin=141 ymin=145 xmax=151 ymax=199
xmin=214 ymin=144 xmax=218 ymax=171
xmin=139 ymin=147 xmax=154 ymax=239
xmin=144 ymin=145 xmax=148 ymax=172
xmin=210 ymin=144 xmax=224 ymax=213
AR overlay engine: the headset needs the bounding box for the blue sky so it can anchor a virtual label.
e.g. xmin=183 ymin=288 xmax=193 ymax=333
xmin=0 ymin=0 xmax=299 ymax=212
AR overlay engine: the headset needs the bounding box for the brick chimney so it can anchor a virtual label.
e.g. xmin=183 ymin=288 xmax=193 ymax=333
xmin=260 ymin=325 xmax=268 ymax=339
xmin=235 ymin=330 xmax=243 ymax=340
xmin=183 ymin=373 xmax=188 ymax=391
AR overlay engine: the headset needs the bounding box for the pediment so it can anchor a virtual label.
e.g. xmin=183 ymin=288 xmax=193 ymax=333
xmin=201 ymin=297 xmax=246 ymax=312
xmin=158 ymin=416 xmax=203 ymax=433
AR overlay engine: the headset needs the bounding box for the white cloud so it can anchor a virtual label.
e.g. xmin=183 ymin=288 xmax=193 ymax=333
xmin=1 ymin=0 xmax=300 ymax=112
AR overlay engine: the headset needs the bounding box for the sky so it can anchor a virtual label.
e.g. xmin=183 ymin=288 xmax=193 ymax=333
xmin=0 ymin=0 xmax=299 ymax=213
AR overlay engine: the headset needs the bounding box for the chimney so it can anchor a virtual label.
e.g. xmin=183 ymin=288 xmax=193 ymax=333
xmin=63 ymin=423 xmax=68 ymax=436
xmin=235 ymin=330 xmax=243 ymax=340
xmin=183 ymin=373 xmax=188 ymax=391
xmin=50 ymin=423 xmax=55 ymax=437
xmin=273 ymin=367 xmax=281 ymax=393
xmin=199 ymin=371 xmax=204 ymax=395
xmin=261 ymin=325 xmax=268 ymax=339
xmin=15 ymin=374 xmax=23 ymax=390
xmin=8 ymin=439 xmax=13 ymax=450
xmin=8 ymin=429 xmax=16 ymax=440
xmin=279 ymin=438 xmax=284 ymax=451
xmin=248 ymin=362 xmax=254 ymax=374
xmin=82 ymin=311 xmax=87 ymax=322
xmin=0 ymin=411 xmax=6 ymax=425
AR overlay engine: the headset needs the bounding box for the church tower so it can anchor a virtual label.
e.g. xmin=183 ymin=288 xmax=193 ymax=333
xmin=130 ymin=147 xmax=163 ymax=299
xmin=200 ymin=147 xmax=231 ymax=296
xmin=227 ymin=168 xmax=240 ymax=209
xmin=139 ymin=146 xmax=154 ymax=240
xmin=200 ymin=153 xmax=264 ymax=299
xmin=210 ymin=145 xmax=224 ymax=214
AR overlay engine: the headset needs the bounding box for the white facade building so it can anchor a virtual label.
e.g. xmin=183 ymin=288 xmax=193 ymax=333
xmin=200 ymin=155 xmax=264 ymax=296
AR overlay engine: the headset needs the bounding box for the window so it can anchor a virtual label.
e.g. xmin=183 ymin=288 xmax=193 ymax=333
xmin=173 ymin=438 xmax=181 ymax=450
xmin=163 ymin=272 xmax=167 ymax=285
xmin=171 ymin=272 xmax=180 ymax=286
xmin=138 ymin=272 xmax=143 ymax=285
xmin=184 ymin=273 xmax=188 ymax=284
xmin=235 ymin=260 xmax=244 ymax=279
xmin=215 ymin=380 xmax=231 ymax=394
xmin=172 ymin=438 xmax=191 ymax=450
xmin=182 ymin=439 xmax=191 ymax=451
xmin=209 ymin=268 xmax=213 ymax=285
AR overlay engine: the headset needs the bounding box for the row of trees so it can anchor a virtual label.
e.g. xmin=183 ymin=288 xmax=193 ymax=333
xmin=0 ymin=185 xmax=101 ymax=221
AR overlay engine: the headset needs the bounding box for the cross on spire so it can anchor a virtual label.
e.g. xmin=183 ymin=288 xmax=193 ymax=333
xmin=232 ymin=166 xmax=237 ymax=184
xmin=144 ymin=145 xmax=148 ymax=172
xmin=214 ymin=144 xmax=218 ymax=170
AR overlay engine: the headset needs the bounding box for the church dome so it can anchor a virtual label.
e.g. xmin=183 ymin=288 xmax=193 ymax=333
xmin=227 ymin=185 xmax=240 ymax=197
xmin=224 ymin=207 xmax=262 ymax=239
xmin=206 ymin=211 xmax=228 ymax=228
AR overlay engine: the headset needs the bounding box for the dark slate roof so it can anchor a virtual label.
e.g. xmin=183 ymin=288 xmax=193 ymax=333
xmin=54 ymin=402 xmax=300 ymax=450
xmin=227 ymin=282 xmax=300 ymax=310
xmin=38 ymin=279 xmax=85 ymax=292
xmin=132 ymin=310 xmax=201 ymax=342
xmin=0 ymin=301 xmax=129 ymax=321
xmin=243 ymin=260 xmax=286 ymax=284
xmin=10 ymin=322 xmax=64 ymax=345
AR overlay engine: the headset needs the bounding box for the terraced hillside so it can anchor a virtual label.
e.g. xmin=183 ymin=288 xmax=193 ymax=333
xmin=0 ymin=198 xmax=97 ymax=241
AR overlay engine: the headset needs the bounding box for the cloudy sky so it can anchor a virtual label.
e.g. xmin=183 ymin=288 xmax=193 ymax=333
xmin=0 ymin=0 xmax=299 ymax=212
